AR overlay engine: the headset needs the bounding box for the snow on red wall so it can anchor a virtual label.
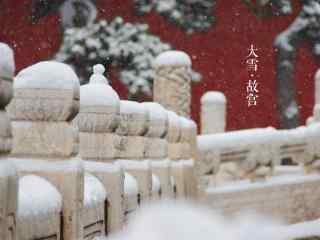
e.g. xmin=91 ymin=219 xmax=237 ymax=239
xmin=0 ymin=0 xmax=317 ymax=131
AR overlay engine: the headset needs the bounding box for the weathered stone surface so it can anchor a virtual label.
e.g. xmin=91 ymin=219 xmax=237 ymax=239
xmin=144 ymin=138 xmax=167 ymax=159
xmin=118 ymin=136 xmax=146 ymax=159
xmin=118 ymin=160 xmax=152 ymax=202
xmin=8 ymin=89 xmax=76 ymax=121
xmin=168 ymin=143 xmax=191 ymax=160
xmin=0 ymin=111 xmax=12 ymax=154
xmin=171 ymin=162 xmax=186 ymax=198
xmin=82 ymin=203 xmax=105 ymax=240
xmin=77 ymin=107 xmax=119 ymax=133
xmin=84 ymin=161 xmax=124 ymax=232
xmin=116 ymin=101 xmax=148 ymax=136
xmin=142 ymin=102 xmax=168 ymax=138
xmin=17 ymin=213 xmax=61 ymax=240
xmin=151 ymin=160 xmax=172 ymax=198
xmin=204 ymin=174 xmax=320 ymax=224
xmin=79 ymin=132 xmax=121 ymax=161
xmin=153 ymin=64 xmax=191 ymax=117
xmin=15 ymin=159 xmax=84 ymax=240
xmin=11 ymin=121 xmax=75 ymax=158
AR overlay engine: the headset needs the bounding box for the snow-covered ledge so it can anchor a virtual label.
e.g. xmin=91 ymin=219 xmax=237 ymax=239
xmin=198 ymin=128 xmax=280 ymax=184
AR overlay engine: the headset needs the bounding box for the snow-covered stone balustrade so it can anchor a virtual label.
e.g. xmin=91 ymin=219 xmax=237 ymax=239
xmin=198 ymin=91 xmax=320 ymax=224
xmin=7 ymin=61 xmax=83 ymax=240
xmin=0 ymin=45 xmax=199 ymax=240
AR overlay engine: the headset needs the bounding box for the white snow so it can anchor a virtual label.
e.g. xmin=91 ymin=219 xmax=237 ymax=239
xmin=84 ymin=173 xmax=107 ymax=207
xmin=12 ymin=158 xmax=84 ymax=173
xmin=80 ymin=63 xmax=120 ymax=107
xmin=206 ymin=173 xmax=320 ymax=195
xmin=152 ymin=174 xmax=161 ymax=192
xmin=0 ymin=43 xmax=15 ymax=79
xmin=99 ymin=201 xmax=320 ymax=240
xmin=142 ymin=102 xmax=167 ymax=121
xmin=201 ymin=91 xmax=226 ymax=103
xmin=14 ymin=61 xmax=79 ymax=90
xmin=80 ymin=83 xmax=120 ymax=107
xmin=0 ymin=161 xmax=16 ymax=178
xmin=197 ymin=127 xmax=278 ymax=151
xmin=84 ymin=161 xmax=121 ymax=173
xmin=153 ymin=50 xmax=192 ymax=67
xmin=151 ymin=159 xmax=170 ymax=168
xmin=120 ymin=100 xmax=146 ymax=115
xmin=124 ymin=172 xmax=139 ymax=196
xmin=17 ymin=175 xmax=62 ymax=218
xmin=117 ymin=160 xmax=150 ymax=170
xmin=280 ymin=219 xmax=320 ymax=238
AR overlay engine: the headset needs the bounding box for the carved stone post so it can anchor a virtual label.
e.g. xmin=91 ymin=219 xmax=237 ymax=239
xmin=116 ymin=101 xmax=152 ymax=203
xmin=8 ymin=61 xmax=84 ymax=240
xmin=77 ymin=64 xmax=124 ymax=233
xmin=166 ymin=111 xmax=186 ymax=198
xmin=153 ymin=51 xmax=192 ymax=117
xmin=200 ymin=91 xmax=226 ymax=134
xmin=142 ymin=102 xmax=171 ymax=199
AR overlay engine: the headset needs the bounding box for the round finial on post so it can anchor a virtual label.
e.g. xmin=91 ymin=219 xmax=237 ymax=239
xmin=90 ymin=64 xmax=109 ymax=84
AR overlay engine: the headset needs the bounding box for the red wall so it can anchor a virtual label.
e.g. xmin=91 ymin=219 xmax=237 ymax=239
xmin=0 ymin=0 xmax=317 ymax=130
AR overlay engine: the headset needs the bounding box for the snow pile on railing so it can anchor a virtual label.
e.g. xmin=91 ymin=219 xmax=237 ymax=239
xmin=17 ymin=175 xmax=62 ymax=218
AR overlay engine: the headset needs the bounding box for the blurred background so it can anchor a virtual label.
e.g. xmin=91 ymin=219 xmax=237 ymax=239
xmin=0 ymin=0 xmax=317 ymax=130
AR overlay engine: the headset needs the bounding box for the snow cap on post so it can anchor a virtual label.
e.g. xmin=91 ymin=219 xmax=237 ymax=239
xmin=141 ymin=102 xmax=168 ymax=138
xmin=153 ymin=50 xmax=192 ymax=68
xmin=0 ymin=43 xmax=15 ymax=109
xmin=8 ymin=61 xmax=80 ymax=121
xmin=166 ymin=110 xmax=181 ymax=143
xmin=116 ymin=100 xmax=148 ymax=136
xmin=78 ymin=64 xmax=120 ymax=132
xmin=201 ymin=91 xmax=226 ymax=104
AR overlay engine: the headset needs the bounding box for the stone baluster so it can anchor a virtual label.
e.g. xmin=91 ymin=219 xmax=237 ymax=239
xmin=116 ymin=100 xmax=151 ymax=203
xmin=200 ymin=91 xmax=226 ymax=134
xmin=0 ymin=43 xmax=18 ymax=240
xmin=180 ymin=117 xmax=198 ymax=198
xmin=153 ymin=51 xmax=192 ymax=118
xmin=7 ymin=61 xmax=84 ymax=240
xmin=142 ymin=102 xmax=171 ymax=199
xmin=166 ymin=110 xmax=186 ymax=198
xmin=77 ymin=64 xmax=124 ymax=233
